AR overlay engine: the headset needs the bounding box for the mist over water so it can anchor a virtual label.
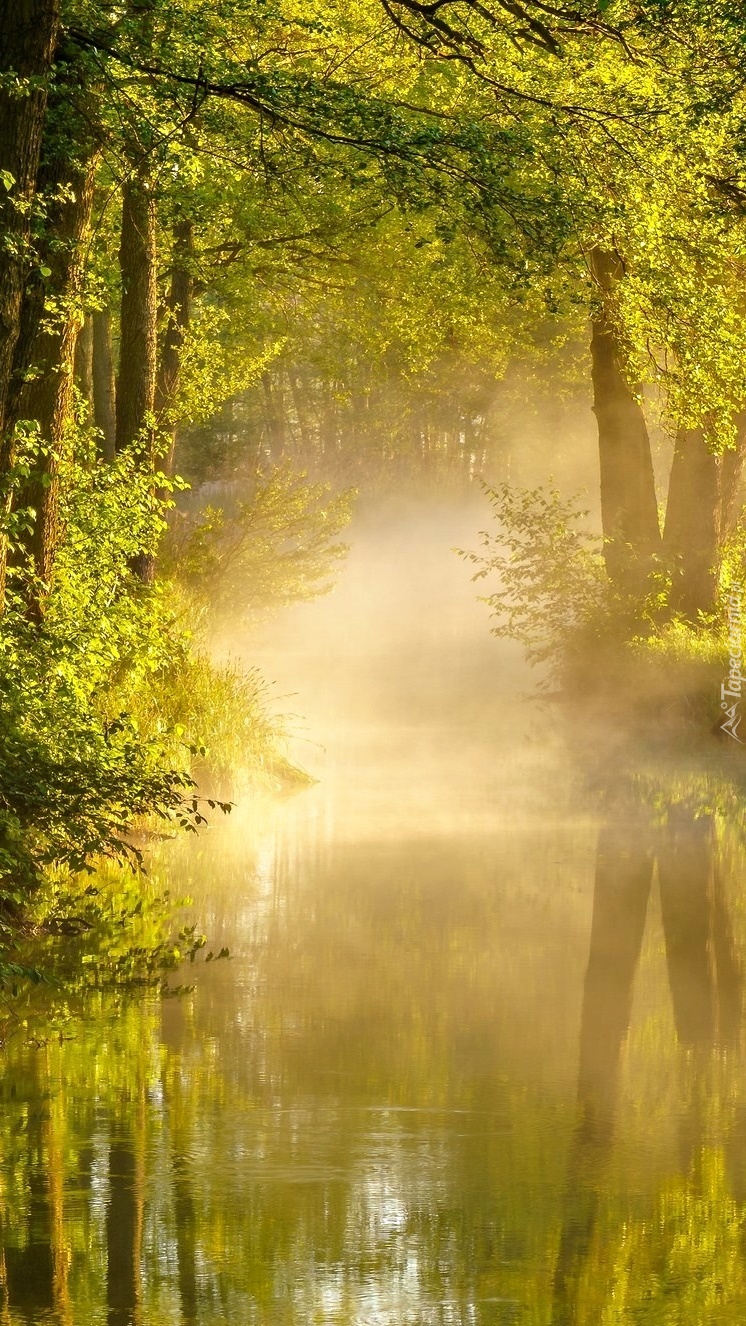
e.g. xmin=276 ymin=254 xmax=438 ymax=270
xmin=221 ymin=487 xmax=565 ymax=834
xmin=2 ymin=477 xmax=746 ymax=1324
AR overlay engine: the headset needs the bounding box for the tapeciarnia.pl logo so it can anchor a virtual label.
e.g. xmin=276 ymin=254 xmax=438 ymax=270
xmin=720 ymin=583 xmax=743 ymax=742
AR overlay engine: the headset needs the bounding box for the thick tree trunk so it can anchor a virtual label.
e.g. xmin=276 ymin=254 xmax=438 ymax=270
xmin=116 ymin=173 xmax=157 ymax=461
xmin=10 ymin=43 xmax=100 ymax=619
xmin=92 ymin=309 xmax=117 ymax=461
xmin=719 ymin=418 xmax=746 ymax=539
xmin=663 ymin=419 xmax=746 ymax=620
xmin=0 ymin=0 xmax=60 ymax=440
xmin=0 ymin=0 xmax=61 ymax=609
xmin=15 ymin=165 xmax=98 ymax=612
xmin=589 ymin=248 xmax=661 ymax=591
xmin=663 ymin=426 xmax=720 ymax=618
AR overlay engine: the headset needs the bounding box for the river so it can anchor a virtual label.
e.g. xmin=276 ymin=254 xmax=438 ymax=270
xmin=0 ymin=490 xmax=744 ymax=1324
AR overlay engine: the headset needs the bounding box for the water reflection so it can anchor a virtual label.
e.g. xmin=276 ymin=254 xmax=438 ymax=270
xmin=554 ymin=802 xmax=746 ymax=1325
xmin=2 ymin=496 xmax=746 ymax=1323
xmin=1 ymin=792 xmax=746 ymax=1324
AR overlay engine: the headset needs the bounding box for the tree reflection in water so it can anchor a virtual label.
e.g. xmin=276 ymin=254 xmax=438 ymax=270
xmin=1 ymin=796 xmax=746 ymax=1323
xmin=553 ymin=802 xmax=746 ymax=1325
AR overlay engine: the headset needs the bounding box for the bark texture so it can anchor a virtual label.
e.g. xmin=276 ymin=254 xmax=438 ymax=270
xmin=116 ymin=171 xmax=158 ymax=584
xmin=115 ymin=173 xmax=157 ymax=460
xmin=10 ymin=41 xmax=100 ymax=617
xmin=663 ymin=420 xmax=746 ymax=619
xmin=155 ymin=217 xmax=193 ymax=475
xmin=92 ymin=309 xmax=117 ymax=461
xmin=0 ymin=0 xmax=60 ymax=439
xmin=74 ymin=311 xmax=94 ymax=406
xmin=589 ymin=248 xmax=661 ymax=590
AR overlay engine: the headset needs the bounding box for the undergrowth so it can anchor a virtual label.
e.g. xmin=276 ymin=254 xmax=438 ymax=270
xmin=0 ymin=425 xmax=302 ymax=1013
xmin=462 ymin=480 xmax=744 ymax=742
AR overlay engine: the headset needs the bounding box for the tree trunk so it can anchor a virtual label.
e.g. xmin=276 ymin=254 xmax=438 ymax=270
xmin=0 ymin=0 xmax=60 ymax=440
xmin=0 ymin=0 xmax=61 ymax=609
xmin=663 ymin=426 xmax=720 ymax=618
xmin=116 ymin=171 xmax=158 ymax=583
xmin=14 ymin=162 xmax=98 ymax=614
xmin=116 ymin=173 xmax=157 ymax=461
xmin=75 ymin=311 xmax=94 ymax=407
xmin=663 ymin=418 xmax=746 ymax=620
xmin=10 ymin=42 xmax=100 ymax=620
xmin=128 ymin=216 xmax=193 ymax=586
xmin=155 ymin=217 xmax=193 ymax=475
xmin=92 ymin=309 xmax=117 ymax=461
xmin=719 ymin=417 xmax=746 ymax=539
xmin=589 ymin=248 xmax=661 ymax=591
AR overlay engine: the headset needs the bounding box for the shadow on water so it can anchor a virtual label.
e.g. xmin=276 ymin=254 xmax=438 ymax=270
xmin=3 ymin=495 xmax=746 ymax=1322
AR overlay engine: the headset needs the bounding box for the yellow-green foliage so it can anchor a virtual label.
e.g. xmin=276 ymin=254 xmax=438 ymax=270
xmin=0 ymin=430 xmax=293 ymax=903
xmin=171 ymin=462 xmax=355 ymax=624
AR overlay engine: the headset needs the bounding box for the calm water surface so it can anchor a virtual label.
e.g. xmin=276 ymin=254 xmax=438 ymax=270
xmin=2 ymin=496 xmax=746 ymax=1324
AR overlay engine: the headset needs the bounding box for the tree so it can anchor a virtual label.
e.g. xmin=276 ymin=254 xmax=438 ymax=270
xmin=0 ymin=0 xmax=61 ymax=437
xmin=10 ymin=39 xmax=101 ymax=617
xmin=0 ymin=0 xmax=61 ymax=604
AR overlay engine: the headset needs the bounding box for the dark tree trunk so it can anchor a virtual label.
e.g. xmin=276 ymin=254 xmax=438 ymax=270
xmin=720 ymin=420 xmax=746 ymax=539
xmin=115 ymin=173 xmax=157 ymax=461
xmin=0 ymin=0 xmax=61 ymax=609
xmin=14 ymin=160 xmax=98 ymax=614
xmin=0 ymin=0 xmax=60 ymax=440
xmin=75 ymin=311 xmax=94 ymax=407
xmin=10 ymin=42 xmax=100 ymax=620
xmin=116 ymin=171 xmax=158 ymax=583
xmin=589 ymin=248 xmax=661 ymax=591
xmin=663 ymin=418 xmax=746 ymax=620
xmin=663 ymin=426 xmax=720 ymax=619
xmin=92 ymin=308 xmax=117 ymax=461
xmin=130 ymin=217 xmax=193 ymax=585
xmin=155 ymin=217 xmax=193 ymax=475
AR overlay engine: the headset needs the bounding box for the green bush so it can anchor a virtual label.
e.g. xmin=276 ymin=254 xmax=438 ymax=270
xmin=0 ymin=431 xmax=286 ymax=900
xmin=462 ymin=480 xmax=742 ymax=737
xmin=169 ymin=460 xmax=354 ymax=623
